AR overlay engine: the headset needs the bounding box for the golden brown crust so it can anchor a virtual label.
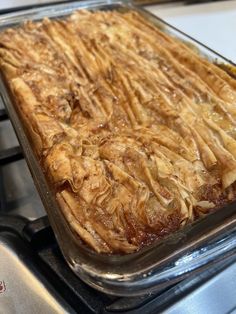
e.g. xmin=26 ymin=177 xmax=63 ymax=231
xmin=0 ymin=10 xmax=236 ymax=253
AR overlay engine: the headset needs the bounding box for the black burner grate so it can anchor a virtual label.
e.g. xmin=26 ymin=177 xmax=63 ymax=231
xmin=0 ymin=109 xmax=24 ymax=212
xmin=0 ymin=108 xmax=8 ymax=121
xmin=0 ymin=146 xmax=23 ymax=165
xmin=1 ymin=214 xmax=236 ymax=314
xmin=0 ymin=109 xmax=23 ymax=165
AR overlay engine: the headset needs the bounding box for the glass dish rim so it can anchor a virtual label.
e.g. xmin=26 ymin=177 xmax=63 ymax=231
xmin=0 ymin=0 xmax=236 ymax=296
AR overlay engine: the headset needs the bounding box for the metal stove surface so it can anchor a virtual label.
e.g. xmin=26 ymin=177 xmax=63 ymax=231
xmin=0 ymin=232 xmax=74 ymax=314
xmin=0 ymin=213 xmax=236 ymax=314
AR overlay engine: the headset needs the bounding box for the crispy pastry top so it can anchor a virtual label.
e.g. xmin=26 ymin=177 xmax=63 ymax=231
xmin=1 ymin=10 xmax=236 ymax=253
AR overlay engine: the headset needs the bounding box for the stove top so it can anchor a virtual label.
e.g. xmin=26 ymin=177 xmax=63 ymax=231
xmin=1 ymin=213 xmax=236 ymax=314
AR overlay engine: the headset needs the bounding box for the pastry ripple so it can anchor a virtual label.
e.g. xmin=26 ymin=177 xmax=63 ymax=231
xmin=1 ymin=10 xmax=236 ymax=253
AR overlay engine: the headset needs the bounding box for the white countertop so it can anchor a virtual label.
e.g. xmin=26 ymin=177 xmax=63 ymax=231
xmin=0 ymin=0 xmax=235 ymax=62
xmin=146 ymin=0 xmax=236 ymax=62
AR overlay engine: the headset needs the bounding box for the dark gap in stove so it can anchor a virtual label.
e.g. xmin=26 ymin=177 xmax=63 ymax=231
xmin=5 ymin=195 xmax=36 ymax=211
xmin=0 ymin=146 xmax=27 ymax=212
xmin=0 ymin=156 xmax=45 ymax=218
xmin=0 ymin=108 xmax=7 ymax=121
xmin=0 ymin=109 xmax=10 ymax=211
xmin=0 ymin=146 xmax=23 ymax=165
xmin=23 ymin=215 xmax=54 ymax=248
xmin=0 ymin=214 xmax=29 ymax=237
xmin=0 ymin=167 xmax=6 ymax=211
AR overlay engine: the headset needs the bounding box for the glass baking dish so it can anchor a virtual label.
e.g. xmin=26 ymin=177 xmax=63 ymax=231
xmin=1 ymin=0 xmax=236 ymax=297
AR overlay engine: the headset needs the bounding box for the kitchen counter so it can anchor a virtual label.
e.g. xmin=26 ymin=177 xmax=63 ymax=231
xmin=146 ymin=0 xmax=236 ymax=62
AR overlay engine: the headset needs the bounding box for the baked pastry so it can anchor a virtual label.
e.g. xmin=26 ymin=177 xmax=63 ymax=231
xmin=0 ymin=10 xmax=236 ymax=253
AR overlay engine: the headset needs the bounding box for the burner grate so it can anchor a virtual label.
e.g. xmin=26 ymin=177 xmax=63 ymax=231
xmin=0 ymin=108 xmax=8 ymax=121
xmin=0 ymin=109 xmax=24 ymax=211
xmin=0 ymin=109 xmax=23 ymax=166
xmin=0 ymin=146 xmax=23 ymax=165
xmin=1 ymin=214 xmax=236 ymax=314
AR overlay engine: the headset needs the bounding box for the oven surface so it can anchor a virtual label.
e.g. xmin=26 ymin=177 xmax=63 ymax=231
xmin=1 ymin=1 xmax=236 ymax=313
xmin=1 ymin=213 xmax=236 ymax=314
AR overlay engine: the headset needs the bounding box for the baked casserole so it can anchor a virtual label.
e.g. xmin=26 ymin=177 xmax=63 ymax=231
xmin=0 ymin=10 xmax=236 ymax=253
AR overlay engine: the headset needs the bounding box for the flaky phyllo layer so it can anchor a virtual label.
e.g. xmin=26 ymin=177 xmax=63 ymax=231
xmin=1 ymin=10 xmax=236 ymax=253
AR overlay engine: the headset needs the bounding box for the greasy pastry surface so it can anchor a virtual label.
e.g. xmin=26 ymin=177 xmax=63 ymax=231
xmin=1 ymin=10 xmax=236 ymax=253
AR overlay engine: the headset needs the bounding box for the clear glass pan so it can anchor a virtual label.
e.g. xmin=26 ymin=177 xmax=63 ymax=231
xmin=0 ymin=0 xmax=236 ymax=296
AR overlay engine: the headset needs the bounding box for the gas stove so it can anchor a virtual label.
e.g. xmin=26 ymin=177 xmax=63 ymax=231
xmin=1 ymin=1 xmax=236 ymax=313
